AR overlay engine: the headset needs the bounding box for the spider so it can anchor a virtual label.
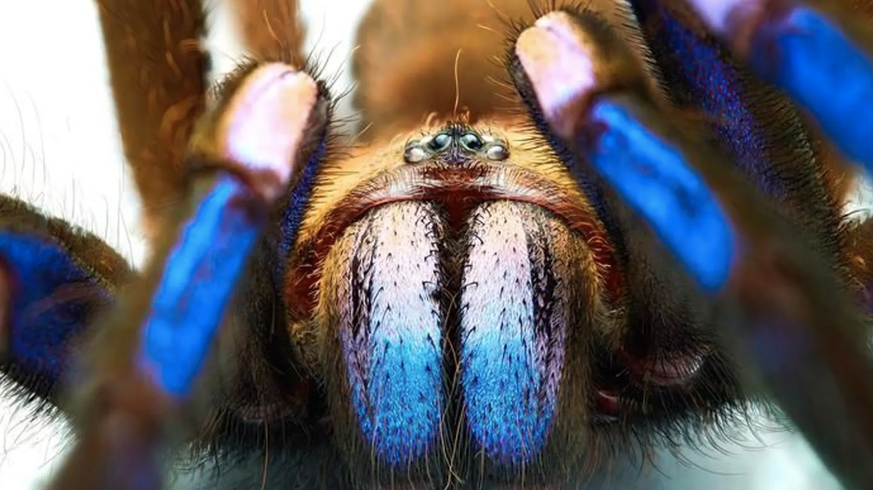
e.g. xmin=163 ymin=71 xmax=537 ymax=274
xmin=2 ymin=0 xmax=873 ymax=488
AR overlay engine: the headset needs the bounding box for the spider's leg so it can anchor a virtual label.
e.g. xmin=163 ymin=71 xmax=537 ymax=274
xmin=228 ymin=0 xmax=306 ymax=65
xmin=0 ymin=197 xmax=132 ymax=403
xmin=41 ymin=64 xmax=329 ymax=490
xmin=511 ymin=11 xmax=873 ymax=490
xmin=629 ymin=0 xmax=846 ymax=223
xmin=668 ymin=0 xmax=873 ymax=177
xmin=631 ymin=0 xmax=873 ymax=209
xmin=94 ymin=0 xmax=208 ymax=236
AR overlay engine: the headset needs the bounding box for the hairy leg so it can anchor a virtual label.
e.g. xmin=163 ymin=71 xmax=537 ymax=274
xmin=37 ymin=61 xmax=328 ymax=490
xmin=808 ymin=0 xmax=873 ymax=202
xmin=631 ymin=1 xmax=845 ymax=233
xmin=677 ymin=0 xmax=873 ymax=180
xmin=511 ymin=5 xmax=873 ymax=489
xmin=228 ymin=0 xmax=307 ymax=65
xmin=636 ymin=0 xmax=873 ymax=208
xmin=95 ymin=0 xmax=209 ymax=237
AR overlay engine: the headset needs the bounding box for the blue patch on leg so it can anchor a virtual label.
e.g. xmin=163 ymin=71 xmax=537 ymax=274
xmin=583 ymin=100 xmax=736 ymax=292
xmin=631 ymin=2 xmax=786 ymax=198
xmin=752 ymin=7 xmax=873 ymax=170
xmin=0 ymin=232 xmax=109 ymax=382
xmin=277 ymin=140 xmax=325 ymax=282
xmin=141 ymin=175 xmax=265 ymax=398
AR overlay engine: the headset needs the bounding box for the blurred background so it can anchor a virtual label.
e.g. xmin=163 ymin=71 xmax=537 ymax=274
xmin=0 ymin=0 xmax=865 ymax=488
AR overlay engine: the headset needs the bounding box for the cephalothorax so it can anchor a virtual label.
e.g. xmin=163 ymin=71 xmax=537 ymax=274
xmin=3 ymin=0 xmax=873 ymax=489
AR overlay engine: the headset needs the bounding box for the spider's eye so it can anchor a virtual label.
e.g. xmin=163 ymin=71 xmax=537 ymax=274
xmin=428 ymin=132 xmax=452 ymax=152
xmin=486 ymin=144 xmax=509 ymax=161
xmin=404 ymin=144 xmax=428 ymax=163
xmin=460 ymin=132 xmax=483 ymax=151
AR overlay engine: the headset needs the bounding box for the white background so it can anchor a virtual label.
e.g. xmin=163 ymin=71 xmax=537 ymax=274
xmin=0 ymin=0 xmax=860 ymax=488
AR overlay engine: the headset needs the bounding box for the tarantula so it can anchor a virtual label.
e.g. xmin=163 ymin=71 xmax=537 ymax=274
xmin=2 ymin=0 xmax=873 ymax=488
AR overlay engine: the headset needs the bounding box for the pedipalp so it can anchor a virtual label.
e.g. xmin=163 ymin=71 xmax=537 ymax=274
xmin=38 ymin=62 xmax=328 ymax=490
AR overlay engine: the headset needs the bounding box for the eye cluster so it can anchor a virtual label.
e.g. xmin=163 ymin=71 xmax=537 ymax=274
xmin=404 ymin=126 xmax=509 ymax=163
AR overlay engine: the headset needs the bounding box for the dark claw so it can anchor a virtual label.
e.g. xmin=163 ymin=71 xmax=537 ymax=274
xmin=683 ymin=0 xmax=873 ymax=172
xmin=513 ymin=11 xmax=873 ymax=490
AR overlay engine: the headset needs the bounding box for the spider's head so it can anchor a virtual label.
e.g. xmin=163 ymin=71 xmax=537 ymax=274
xmin=246 ymin=104 xmax=722 ymax=485
xmin=273 ymin=117 xmax=608 ymax=477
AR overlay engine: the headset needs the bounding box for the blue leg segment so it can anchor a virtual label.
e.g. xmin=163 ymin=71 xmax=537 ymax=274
xmin=577 ymin=96 xmax=737 ymax=292
xmin=0 ymin=233 xmax=111 ymax=385
xmin=750 ymin=7 xmax=873 ymax=170
xmin=139 ymin=175 xmax=265 ymax=399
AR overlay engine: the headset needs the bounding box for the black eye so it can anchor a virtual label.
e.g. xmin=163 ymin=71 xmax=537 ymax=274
xmin=428 ymin=132 xmax=451 ymax=152
xmin=459 ymin=132 xmax=483 ymax=151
